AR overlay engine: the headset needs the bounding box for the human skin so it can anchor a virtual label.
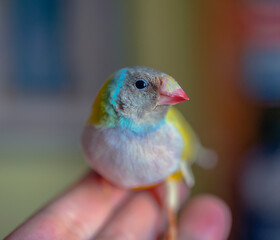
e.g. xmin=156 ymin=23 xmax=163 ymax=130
xmin=5 ymin=172 xmax=231 ymax=240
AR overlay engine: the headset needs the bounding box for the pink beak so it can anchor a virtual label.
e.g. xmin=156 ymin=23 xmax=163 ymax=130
xmin=159 ymin=77 xmax=189 ymax=105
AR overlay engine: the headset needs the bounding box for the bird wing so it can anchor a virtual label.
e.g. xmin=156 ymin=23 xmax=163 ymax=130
xmin=166 ymin=107 xmax=198 ymax=162
xmin=166 ymin=107 xmax=217 ymax=186
xmin=166 ymin=107 xmax=201 ymax=186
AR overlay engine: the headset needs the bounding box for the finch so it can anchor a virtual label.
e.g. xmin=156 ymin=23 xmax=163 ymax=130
xmin=82 ymin=66 xmax=215 ymax=239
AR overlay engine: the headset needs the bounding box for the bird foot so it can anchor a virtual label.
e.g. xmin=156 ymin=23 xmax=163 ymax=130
xmin=164 ymin=226 xmax=177 ymax=240
xmin=164 ymin=208 xmax=178 ymax=240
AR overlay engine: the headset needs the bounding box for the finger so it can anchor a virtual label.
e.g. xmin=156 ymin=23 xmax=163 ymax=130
xmin=94 ymin=192 xmax=161 ymax=240
xmin=178 ymin=195 xmax=232 ymax=240
xmin=5 ymin=172 xmax=129 ymax=240
xmin=128 ymin=180 xmax=190 ymax=237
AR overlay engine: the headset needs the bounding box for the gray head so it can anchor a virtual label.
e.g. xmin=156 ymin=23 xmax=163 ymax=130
xmin=94 ymin=66 xmax=189 ymax=130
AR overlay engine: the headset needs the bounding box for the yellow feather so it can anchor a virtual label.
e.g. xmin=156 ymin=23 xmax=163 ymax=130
xmin=87 ymin=77 xmax=111 ymax=125
xmin=166 ymin=107 xmax=199 ymax=183
xmin=166 ymin=107 xmax=197 ymax=162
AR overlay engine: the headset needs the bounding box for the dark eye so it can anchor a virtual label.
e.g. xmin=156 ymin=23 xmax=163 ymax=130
xmin=135 ymin=79 xmax=148 ymax=90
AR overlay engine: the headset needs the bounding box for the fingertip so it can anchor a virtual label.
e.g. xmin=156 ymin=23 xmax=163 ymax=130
xmin=178 ymin=194 xmax=232 ymax=240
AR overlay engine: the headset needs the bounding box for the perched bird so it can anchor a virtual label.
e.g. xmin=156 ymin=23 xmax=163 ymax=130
xmin=82 ymin=66 xmax=215 ymax=239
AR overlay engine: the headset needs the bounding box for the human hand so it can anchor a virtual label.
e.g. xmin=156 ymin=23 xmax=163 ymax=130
xmin=5 ymin=172 xmax=231 ymax=240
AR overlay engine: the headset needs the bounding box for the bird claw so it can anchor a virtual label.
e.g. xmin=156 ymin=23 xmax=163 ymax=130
xmin=164 ymin=207 xmax=178 ymax=240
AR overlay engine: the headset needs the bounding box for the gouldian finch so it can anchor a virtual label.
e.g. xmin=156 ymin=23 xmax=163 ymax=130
xmin=82 ymin=66 xmax=215 ymax=239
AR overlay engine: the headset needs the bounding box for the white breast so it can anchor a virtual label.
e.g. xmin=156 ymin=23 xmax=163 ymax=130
xmin=81 ymin=123 xmax=183 ymax=188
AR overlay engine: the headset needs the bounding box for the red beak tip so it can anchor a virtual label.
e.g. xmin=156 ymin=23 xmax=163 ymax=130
xmin=159 ymin=85 xmax=189 ymax=105
xmin=159 ymin=94 xmax=188 ymax=105
xmin=181 ymin=91 xmax=189 ymax=101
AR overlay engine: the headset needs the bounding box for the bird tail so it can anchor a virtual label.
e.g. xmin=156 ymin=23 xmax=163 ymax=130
xmin=180 ymin=145 xmax=218 ymax=188
xmin=195 ymin=146 xmax=218 ymax=169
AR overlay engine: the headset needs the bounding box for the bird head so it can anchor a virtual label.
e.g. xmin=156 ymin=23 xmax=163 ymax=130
xmin=89 ymin=66 xmax=189 ymax=131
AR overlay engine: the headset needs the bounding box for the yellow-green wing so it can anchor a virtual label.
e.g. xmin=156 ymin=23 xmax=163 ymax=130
xmin=166 ymin=107 xmax=198 ymax=162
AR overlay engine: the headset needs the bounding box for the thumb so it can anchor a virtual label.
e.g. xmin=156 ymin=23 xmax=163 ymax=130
xmin=178 ymin=195 xmax=232 ymax=240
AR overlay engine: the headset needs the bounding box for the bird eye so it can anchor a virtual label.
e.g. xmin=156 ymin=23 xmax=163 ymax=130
xmin=135 ymin=79 xmax=148 ymax=90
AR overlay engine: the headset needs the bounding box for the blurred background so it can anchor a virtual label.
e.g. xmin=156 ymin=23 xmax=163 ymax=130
xmin=1 ymin=0 xmax=280 ymax=239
